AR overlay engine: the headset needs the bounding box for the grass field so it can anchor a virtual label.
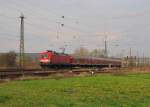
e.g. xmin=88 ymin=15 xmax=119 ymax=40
xmin=0 ymin=74 xmax=150 ymax=107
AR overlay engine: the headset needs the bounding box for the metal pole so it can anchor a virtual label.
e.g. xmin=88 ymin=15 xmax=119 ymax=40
xmin=20 ymin=14 xmax=25 ymax=76
xmin=129 ymin=48 xmax=132 ymax=58
xmin=136 ymin=51 xmax=139 ymax=67
xmin=104 ymin=35 xmax=107 ymax=57
xmin=129 ymin=48 xmax=132 ymax=66
xmin=143 ymin=53 xmax=145 ymax=66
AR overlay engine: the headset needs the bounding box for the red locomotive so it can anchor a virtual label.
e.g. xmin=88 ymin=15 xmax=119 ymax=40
xmin=39 ymin=50 xmax=121 ymax=69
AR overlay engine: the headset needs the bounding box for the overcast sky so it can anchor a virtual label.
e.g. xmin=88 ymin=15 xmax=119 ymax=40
xmin=0 ymin=0 xmax=150 ymax=57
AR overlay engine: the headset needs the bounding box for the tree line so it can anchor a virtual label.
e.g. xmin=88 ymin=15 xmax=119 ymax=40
xmin=72 ymin=47 xmax=105 ymax=58
xmin=0 ymin=51 xmax=40 ymax=69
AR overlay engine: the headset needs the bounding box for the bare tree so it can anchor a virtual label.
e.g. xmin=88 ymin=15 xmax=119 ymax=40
xmin=0 ymin=51 xmax=17 ymax=68
xmin=6 ymin=51 xmax=17 ymax=67
xmin=72 ymin=47 xmax=90 ymax=57
xmin=90 ymin=49 xmax=105 ymax=58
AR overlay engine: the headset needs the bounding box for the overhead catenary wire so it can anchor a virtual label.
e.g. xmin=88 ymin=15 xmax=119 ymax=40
xmin=1 ymin=0 xmax=103 ymax=35
xmin=2 ymin=0 xmax=149 ymax=39
xmin=1 ymin=0 xmax=150 ymax=56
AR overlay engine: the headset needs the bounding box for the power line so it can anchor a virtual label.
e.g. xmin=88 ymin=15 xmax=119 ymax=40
xmin=2 ymin=0 xmax=95 ymax=34
xmin=0 ymin=1 xmax=113 ymax=38
xmin=0 ymin=0 xmax=22 ymax=13
xmin=4 ymin=0 xmax=77 ymax=22
xmin=0 ymin=32 xmax=19 ymax=40
xmin=1 ymin=0 xmax=150 ymax=48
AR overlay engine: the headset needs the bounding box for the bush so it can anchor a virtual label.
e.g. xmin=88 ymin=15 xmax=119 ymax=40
xmin=0 ymin=51 xmax=17 ymax=68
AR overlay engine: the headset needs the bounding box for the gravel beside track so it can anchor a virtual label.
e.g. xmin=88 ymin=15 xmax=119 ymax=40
xmin=0 ymin=68 xmax=116 ymax=79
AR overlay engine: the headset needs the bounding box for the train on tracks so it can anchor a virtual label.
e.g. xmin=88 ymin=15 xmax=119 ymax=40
xmin=39 ymin=50 xmax=122 ymax=69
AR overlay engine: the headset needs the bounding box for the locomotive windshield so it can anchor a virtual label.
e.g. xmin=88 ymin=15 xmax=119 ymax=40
xmin=41 ymin=54 xmax=48 ymax=59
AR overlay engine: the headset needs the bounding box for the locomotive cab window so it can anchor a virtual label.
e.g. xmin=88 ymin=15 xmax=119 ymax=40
xmin=41 ymin=54 xmax=48 ymax=58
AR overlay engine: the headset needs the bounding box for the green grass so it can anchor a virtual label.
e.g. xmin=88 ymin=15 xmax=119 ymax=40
xmin=0 ymin=74 xmax=150 ymax=107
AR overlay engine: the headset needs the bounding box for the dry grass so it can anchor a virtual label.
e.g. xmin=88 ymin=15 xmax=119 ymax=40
xmin=77 ymin=72 xmax=91 ymax=77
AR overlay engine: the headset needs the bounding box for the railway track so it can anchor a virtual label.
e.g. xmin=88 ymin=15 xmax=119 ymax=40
xmin=0 ymin=68 xmax=117 ymax=79
xmin=0 ymin=68 xmax=42 ymax=72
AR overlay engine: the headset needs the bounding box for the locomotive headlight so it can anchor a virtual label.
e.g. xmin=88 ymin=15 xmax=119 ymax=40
xmin=40 ymin=59 xmax=50 ymax=63
xmin=45 ymin=59 xmax=50 ymax=62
